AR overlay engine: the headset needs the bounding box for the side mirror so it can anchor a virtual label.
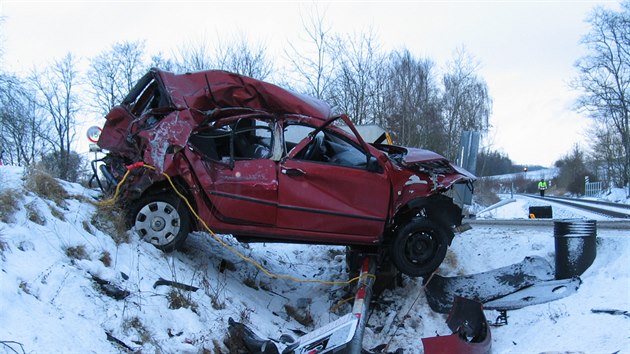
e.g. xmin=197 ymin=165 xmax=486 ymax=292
xmin=366 ymin=155 xmax=383 ymax=173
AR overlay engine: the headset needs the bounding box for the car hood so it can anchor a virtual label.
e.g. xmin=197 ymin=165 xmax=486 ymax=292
xmin=402 ymin=147 xmax=448 ymax=165
xmin=396 ymin=146 xmax=476 ymax=184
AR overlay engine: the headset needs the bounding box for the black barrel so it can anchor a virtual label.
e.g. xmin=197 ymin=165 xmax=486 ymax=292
xmin=529 ymin=206 xmax=553 ymax=218
xmin=553 ymin=219 xmax=597 ymax=279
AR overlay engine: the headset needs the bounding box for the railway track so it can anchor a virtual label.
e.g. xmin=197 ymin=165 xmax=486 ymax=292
xmin=469 ymin=194 xmax=630 ymax=229
xmin=525 ymin=194 xmax=630 ymax=219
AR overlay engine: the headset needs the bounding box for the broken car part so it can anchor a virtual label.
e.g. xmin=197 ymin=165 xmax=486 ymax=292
xmin=483 ymin=277 xmax=581 ymax=311
xmin=421 ymin=296 xmax=491 ymax=354
xmin=424 ymin=256 xmax=554 ymax=313
xmin=226 ymin=255 xmax=380 ymax=354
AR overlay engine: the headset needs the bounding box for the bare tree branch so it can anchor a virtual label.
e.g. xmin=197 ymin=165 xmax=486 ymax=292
xmin=573 ymin=3 xmax=630 ymax=189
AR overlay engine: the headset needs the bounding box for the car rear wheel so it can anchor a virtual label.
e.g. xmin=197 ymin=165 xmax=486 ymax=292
xmin=390 ymin=218 xmax=448 ymax=277
xmin=130 ymin=193 xmax=191 ymax=252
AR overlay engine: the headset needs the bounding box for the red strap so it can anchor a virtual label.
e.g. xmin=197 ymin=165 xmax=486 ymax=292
xmin=126 ymin=162 xmax=145 ymax=171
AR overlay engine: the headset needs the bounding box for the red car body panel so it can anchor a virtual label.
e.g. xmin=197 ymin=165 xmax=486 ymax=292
xmin=277 ymin=158 xmax=390 ymax=239
xmin=421 ymin=296 xmax=492 ymax=354
xmin=96 ymin=68 xmax=475 ymax=248
xmin=159 ymin=70 xmax=332 ymax=120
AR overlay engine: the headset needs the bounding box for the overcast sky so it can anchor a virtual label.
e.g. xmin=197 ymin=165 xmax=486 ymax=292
xmin=0 ymin=1 xmax=622 ymax=166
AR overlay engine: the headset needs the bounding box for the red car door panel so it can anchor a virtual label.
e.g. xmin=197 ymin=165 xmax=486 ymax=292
xmin=277 ymin=159 xmax=389 ymax=239
xmin=204 ymin=159 xmax=278 ymax=226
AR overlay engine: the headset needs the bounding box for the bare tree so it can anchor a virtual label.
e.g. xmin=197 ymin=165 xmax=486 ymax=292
xmin=587 ymin=120 xmax=625 ymax=186
xmin=383 ymin=49 xmax=445 ymax=151
xmin=441 ymin=47 xmax=492 ymax=160
xmin=29 ymin=53 xmax=80 ymax=180
xmin=285 ymin=4 xmax=337 ymax=99
xmin=0 ymin=74 xmax=48 ymax=166
xmin=329 ymin=28 xmax=386 ymax=125
xmin=150 ymin=51 xmax=177 ymax=72
xmin=87 ymin=40 xmax=147 ymax=116
xmin=573 ymin=2 xmax=630 ymax=190
xmin=556 ymin=144 xmax=592 ymax=195
xmin=172 ymin=37 xmax=214 ymax=73
xmin=215 ymin=33 xmax=273 ymax=80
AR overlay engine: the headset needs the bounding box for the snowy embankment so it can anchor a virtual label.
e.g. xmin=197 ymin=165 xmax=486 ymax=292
xmin=1 ymin=166 xmax=628 ymax=353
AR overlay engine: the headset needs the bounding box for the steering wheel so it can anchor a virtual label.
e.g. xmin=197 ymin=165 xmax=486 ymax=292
xmin=304 ymin=133 xmax=324 ymax=161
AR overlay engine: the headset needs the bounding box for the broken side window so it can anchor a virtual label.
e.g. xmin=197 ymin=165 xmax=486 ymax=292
xmin=287 ymin=123 xmax=368 ymax=168
xmin=232 ymin=118 xmax=273 ymax=160
xmin=190 ymin=118 xmax=274 ymax=163
xmin=283 ymin=124 xmax=316 ymax=156
xmin=189 ymin=127 xmax=231 ymax=161
xmin=323 ymin=131 xmax=368 ymax=168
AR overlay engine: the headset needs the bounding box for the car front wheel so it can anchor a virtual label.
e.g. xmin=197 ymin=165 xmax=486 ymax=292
xmin=130 ymin=193 xmax=191 ymax=252
xmin=390 ymin=218 xmax=449 ymax=277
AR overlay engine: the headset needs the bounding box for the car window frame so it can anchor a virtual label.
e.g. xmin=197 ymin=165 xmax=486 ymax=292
xmin=284 ymin=121 xmax=381 ymax=171
xmin=190 ymin=116 xmax=279 ymax=168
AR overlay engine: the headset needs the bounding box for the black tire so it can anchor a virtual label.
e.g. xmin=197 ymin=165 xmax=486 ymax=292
xmin=390 ymin=218 xmax=449 ymax=277
xmin=130 ymin=193 xmax=191 ymax=252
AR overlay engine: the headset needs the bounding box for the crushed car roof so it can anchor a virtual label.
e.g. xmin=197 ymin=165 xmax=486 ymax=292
xmin=153 ymin=68 xmax=333 ymax=120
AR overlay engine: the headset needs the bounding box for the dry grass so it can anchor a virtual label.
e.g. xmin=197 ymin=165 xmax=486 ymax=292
xmin=0 ymin=232 xmax=9 ymax=260
xmin=473 ymin=179 xmax=501 ymax=207
xmin=0 ymin=189 xmax=20 ymax=223
xmin=82 ymin=220 xmax=92 ymax=234
xmin=64 ymin=245 xmax=90 ymax=261
xmin=24 ymin=168 xmax=68 ymax=206
xmin=284 ymin=304 xmax=313 ymax=326
xmin=167 ymin=289 xmax=198 ymax=313
xmin=123 ymin=317 xmax=152 ymax=345
xmin=25 ymin=202 xmax=46 ymax=225
xmin=243 ymin=276 xmax=259 ymax=290
xmin=0 ymin=237 xmax=7 ymax=253
xmin=19 ymin=280 xmax=32 ymax=296
xmin=99 ymin=251 xmax=112 ymax=267
xmin=91 ymin=203 xmax=130 ymax=245
xmin=49 ymin=206 xmax=66 ymax=221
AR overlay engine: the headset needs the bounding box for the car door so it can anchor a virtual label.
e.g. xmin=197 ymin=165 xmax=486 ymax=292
xmin=276 ymin=124 xmax=390 ymax=242
xmin=190 ymin=118 xmax=279 ymax=226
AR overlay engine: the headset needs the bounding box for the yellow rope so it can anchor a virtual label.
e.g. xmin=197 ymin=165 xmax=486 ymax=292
xmin=330 ymin=296 xmax=355 ymax=313
xmin=95 ymin=168 xmax=133 ymax=207
xmin=100 ymin=162 xmax=376 ymax=286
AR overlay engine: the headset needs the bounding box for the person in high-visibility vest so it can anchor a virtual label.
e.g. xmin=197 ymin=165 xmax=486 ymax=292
xmin=538 ymin=179 xmax=548 ymax=197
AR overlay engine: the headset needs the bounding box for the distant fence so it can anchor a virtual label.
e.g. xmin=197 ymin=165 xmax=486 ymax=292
xmin=585 ymin=181 xmax=603 ymax=197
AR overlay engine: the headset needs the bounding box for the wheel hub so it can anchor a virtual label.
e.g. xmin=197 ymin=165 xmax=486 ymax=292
xmin=135 ymin=201 xmax=181 ymax=247
xmin=151 ymin=216 xmax=166 ymax=232
xmin=407 ymin=232 xmax=434 ymax=263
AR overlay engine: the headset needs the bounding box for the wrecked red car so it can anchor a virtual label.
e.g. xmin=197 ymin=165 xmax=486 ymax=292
xmin=93 ymin=68 xmax=475 ymax=277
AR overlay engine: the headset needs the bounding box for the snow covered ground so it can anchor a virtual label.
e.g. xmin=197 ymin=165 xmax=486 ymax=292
xmin=1 ymin=166 xmax=628 ymax=353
